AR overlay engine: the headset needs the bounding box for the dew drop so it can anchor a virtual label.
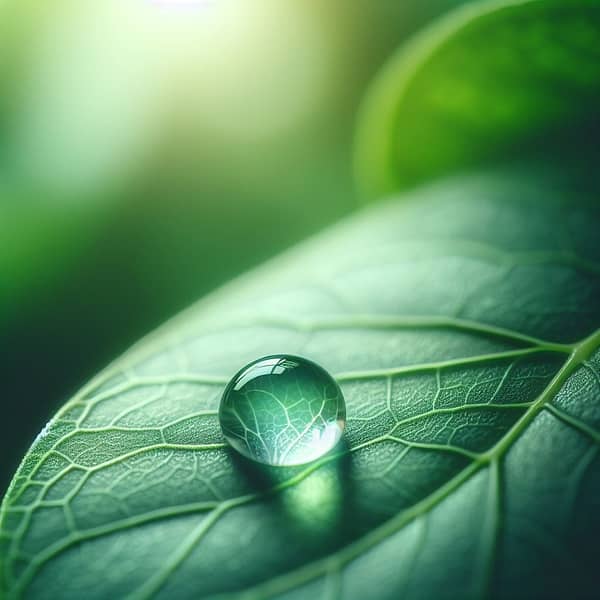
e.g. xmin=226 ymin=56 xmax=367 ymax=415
xmin=219 ymin=355 xmax=346 ymax=466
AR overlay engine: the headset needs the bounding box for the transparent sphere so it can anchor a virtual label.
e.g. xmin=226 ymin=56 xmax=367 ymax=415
xmin=219 ymin=355 xmax=346 ymax=466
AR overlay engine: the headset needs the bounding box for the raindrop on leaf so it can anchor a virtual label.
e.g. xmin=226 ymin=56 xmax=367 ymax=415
xmin=219 ymin=355 xmax=346 ymax=466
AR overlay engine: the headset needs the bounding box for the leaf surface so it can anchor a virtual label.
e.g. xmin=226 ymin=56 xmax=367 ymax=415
xmin=1 ymin=165 xmax=600 ymax=599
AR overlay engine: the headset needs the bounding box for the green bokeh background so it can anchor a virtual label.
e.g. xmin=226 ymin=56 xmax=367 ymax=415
xmin=0 ymin=0 xmax=467 ymax=492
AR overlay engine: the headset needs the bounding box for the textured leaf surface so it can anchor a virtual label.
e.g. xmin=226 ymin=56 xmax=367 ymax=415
xmin=355 ymin=0 xmax=600 ymax=197
xmin=1 ymin=166 xmax=600 ymax=599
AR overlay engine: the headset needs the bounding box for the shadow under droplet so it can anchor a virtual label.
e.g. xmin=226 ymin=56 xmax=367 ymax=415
xmin=226 ymin=437 xmax=357 ymax=548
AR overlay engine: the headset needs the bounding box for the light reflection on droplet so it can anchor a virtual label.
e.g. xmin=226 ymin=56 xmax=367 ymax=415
xmin=219 ymin=354 xmax=346 ymax=466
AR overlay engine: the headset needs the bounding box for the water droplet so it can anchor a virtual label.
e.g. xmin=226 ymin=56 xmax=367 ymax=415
xmin=219 ymin=355 xmax=346 ymax=466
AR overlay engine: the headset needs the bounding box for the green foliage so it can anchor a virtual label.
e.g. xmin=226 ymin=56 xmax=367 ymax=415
xmin=355 ymin=0 xmax=600 ymax=197
xmin=2 ymin=0 xmax=600 ymax=598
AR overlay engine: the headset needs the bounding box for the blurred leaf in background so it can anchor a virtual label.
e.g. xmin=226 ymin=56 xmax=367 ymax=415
xmin=0 ymin=0 xmax=466 ymax=491
xmin=355 ymin=0 xmax=600 ymax=196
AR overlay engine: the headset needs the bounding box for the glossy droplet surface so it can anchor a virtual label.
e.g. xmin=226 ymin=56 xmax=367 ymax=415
xmin=219 ymin=355 xmax=346 ymax=466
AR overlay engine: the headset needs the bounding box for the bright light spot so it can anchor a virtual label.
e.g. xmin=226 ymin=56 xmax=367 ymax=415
xmin=10 ymin=0 xmax=334 ymax=195
xmin=150 ymin=0 xmax=215 ymax=8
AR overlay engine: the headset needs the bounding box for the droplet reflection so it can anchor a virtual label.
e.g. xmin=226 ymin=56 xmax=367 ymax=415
xmin=219 ymin=355 xmax=346 ymax=466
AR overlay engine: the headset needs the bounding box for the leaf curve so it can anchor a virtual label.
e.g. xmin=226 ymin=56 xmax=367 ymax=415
xmin=1 ymin=164 xmax=600 ymax=599
xmin=354 ymin=0 xmax=600 ymax=198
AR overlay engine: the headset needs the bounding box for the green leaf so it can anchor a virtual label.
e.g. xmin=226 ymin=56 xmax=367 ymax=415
xmin=2 ymin=164 xmax=600 ymax=599
xmin=354 ymin=0 xmax=600 ymax=198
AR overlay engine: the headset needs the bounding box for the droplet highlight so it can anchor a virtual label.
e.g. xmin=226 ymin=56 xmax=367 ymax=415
xmin=219 ymin=355 xmax=346 ymax=466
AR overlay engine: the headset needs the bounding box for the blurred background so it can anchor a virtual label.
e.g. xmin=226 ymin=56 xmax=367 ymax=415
xmin=0 ymin=0 xmax=467 ymax=493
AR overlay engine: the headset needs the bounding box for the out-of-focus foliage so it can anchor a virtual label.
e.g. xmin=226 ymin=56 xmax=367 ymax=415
xmin=355 ymin=0 xmax=600 ymax=197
